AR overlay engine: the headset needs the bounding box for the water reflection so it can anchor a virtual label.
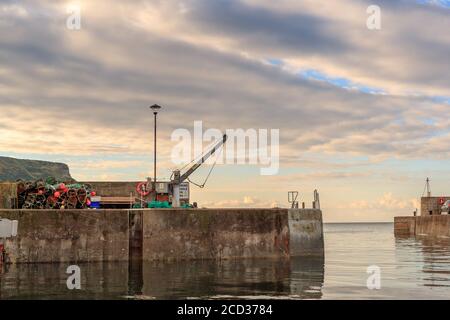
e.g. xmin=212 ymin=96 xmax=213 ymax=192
xmin=0 ymin=256 xmax=324 ymax=300
xmin=138 ymin=257 xmax=324 ymax=299
xmin=321 ymin=223 xmax=450 ymax=299
xmin=395 ymin=235 xmax=450 ymax=289
xmin=0 ymin=262 xmax=129 ymax=300
xmin=4 ymin=223 xmax=448 ymax=299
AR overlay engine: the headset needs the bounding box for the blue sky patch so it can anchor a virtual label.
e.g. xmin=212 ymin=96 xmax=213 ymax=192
xmin=266 ymin=58 xmax=283 ymax=66
xmin=299 ymin=69 xmax=386 ymax=95
xmin=432 ymin=96 xmax=450 ymax=105
xmin=416 ymin=0 xmax=450 ymax=8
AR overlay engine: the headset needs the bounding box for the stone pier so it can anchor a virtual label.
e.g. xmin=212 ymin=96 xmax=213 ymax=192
xmin=0 ymin=208 xmax=324 ymax=264
xmin=394 ymin=215 xmax=450 ymax=237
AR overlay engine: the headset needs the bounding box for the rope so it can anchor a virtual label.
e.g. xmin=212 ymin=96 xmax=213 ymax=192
xmin=176 ymin=138 xmax=223 ymax=172
xmin=417 ymin=178 xmax=431 ymax=214
xmin=421 ymin=182 xmax=427 ymax=197
xmin=421 ymin=178 xmax=431 ymax=197
xmin=187 ymin=145 xmax=223 ymax=189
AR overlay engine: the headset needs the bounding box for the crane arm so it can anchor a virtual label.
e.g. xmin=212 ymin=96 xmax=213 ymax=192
xmin=178 ymin=134 xmax=227 ymax=183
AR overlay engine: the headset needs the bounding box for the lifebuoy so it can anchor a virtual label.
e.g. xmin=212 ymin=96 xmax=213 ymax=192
xmin=136 ymin=182 xmax=152 ymax=196
xmin=439 ymin=198 xmax=445 ymax=205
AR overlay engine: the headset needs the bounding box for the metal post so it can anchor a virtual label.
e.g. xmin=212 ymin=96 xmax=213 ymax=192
xmin=150 ymin=104 xmax=162 ymax=202
xmin=314 ymin=189 xmax=320 ymax=209
xmin=130 ymin=192 xmax=133 ymax=209
xmin=154 ymin=111 xmax=157 ymax=200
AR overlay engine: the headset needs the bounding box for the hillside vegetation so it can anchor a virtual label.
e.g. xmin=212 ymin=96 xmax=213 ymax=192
xmin=0 ymin=156 xmax=73 ymax=182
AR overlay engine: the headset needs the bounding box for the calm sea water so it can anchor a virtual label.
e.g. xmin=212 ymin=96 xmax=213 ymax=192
xmin=1 ymin=223 xmax=449 ymax=300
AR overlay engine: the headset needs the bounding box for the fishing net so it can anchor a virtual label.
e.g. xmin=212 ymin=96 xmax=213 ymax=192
xmin=16 ymin=178 xmax=96 ymax=210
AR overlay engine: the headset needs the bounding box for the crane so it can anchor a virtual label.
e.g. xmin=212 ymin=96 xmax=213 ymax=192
xmin=171 ymin=134 xmax=228 ymax=207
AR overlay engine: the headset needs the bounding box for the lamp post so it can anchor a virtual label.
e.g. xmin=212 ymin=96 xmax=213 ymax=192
xmin=150 ymin=104 xmax=162 ymax=200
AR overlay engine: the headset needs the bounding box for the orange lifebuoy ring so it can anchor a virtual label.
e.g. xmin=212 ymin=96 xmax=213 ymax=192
xmin=136 ymin=182 xmax=151 ymax=196
xmin=439 ymin=198 xmax=445 ymax=205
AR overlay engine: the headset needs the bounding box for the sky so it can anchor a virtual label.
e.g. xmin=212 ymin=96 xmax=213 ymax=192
xmin=0 ymin=0 xmax=449 ymax=222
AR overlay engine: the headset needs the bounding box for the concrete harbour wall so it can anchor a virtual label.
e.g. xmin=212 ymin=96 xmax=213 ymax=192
xmin=0 ymin=209 xmax=129 ymax=263
xmin=142 ymin=209 xmax=291 ymax=261
xmin=288 ymin=209 xmax=324 ymax=256
xmin=394 ymin=216 xmax=416 ymax=236
xmin=141 ymin=208 xmax=324 ymax=261
xmin=1 ymin=208 xmax=324 ymax=263
xmin=81 ymin=181 xmax=139 ymax=197
xmin=394 ymin=215 xmax=450 ymax=237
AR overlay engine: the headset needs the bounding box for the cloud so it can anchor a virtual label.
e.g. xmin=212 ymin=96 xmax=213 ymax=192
xmin=1 ymin=0 xmax=448 ymax=164
xmin=274 ymin=171 xmax=372 ymax=181
xmin=202 ymin=196 xmax=281 ymax=208
xmin=130 ymin=0 xmax=450 ymax=98
xmin=0 ymin=3 xmax=29 ymax=18
xmin=336 ymin=193 xmax=419 ymax=211
xmin=0 ymin=1 xmax=448 ymax=221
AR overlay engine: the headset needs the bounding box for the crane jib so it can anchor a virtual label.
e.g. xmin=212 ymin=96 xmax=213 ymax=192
xmin=176 ymin=134 xmax=227 ymax=184
xmin=172 ymin=134 xmax=227 ymax=207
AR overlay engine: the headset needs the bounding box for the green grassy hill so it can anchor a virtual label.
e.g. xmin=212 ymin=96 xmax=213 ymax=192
xmin=0 ymin=156 xmax=73 ymax=182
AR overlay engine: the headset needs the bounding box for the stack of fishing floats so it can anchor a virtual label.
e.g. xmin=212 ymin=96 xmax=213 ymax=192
xmin=16 ymin=178 xmax=96 ymax=209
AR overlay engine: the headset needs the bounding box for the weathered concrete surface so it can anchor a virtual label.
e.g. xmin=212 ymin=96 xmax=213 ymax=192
xmin=415 ymin=215 xmax=450 ymax=237
xmin=0 ymin=208 xmax=324 ymax=263
xmin=81 ymin=182 xmax=140 ymax=197
xmin=129 ymin=210 xmax=143 ymax=261
xmin=0 ymin=182 xmax=17 ymax=209
xmin=142 ymin=209 xmax=290 ymax=261
xmin=142 ymin=208 xmax=324 ymax=261
xmin=288 ymin=209 xmax=324 ymax=256
xmin=0 ymin=209 xmax=129 ymax=263
xmin=394 ymin=216 xmax=416 ymax=236
xmin=394 ymin=215 xmax=450 ymax=237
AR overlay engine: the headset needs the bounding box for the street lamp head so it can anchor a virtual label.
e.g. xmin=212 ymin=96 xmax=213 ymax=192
xmin=150 ymin=104 xmax=162 ymax=114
